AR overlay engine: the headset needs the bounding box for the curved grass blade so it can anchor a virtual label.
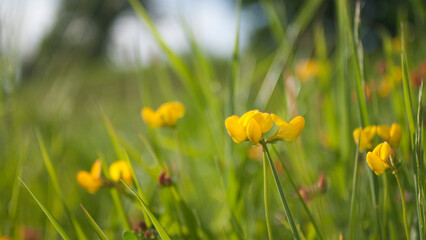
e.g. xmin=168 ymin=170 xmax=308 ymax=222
xmin=35 ymin=129 xmax=88 ymax=240
xmin=120 ymin=180 xmax=171 ymax=240
xmin=19 ymin=178 xmax=71 ymax=240
xmin=80 ymin=204 xmax=109 ymax=240
xmin=98 ymin=156 xmax=131 ymax=231
xmin=121 ymin=147 xmax=151 ymax=226
xmin=254 ymin=0 xmax=323 ymax=108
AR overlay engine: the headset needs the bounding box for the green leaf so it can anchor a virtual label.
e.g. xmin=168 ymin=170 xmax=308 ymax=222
xmin=80 ymin=204 xmax=109 ymax=240
xmin=19 ymin=178 xmax=71 ymax=240
xmin=120 ymin=180 xmax=171 ymax=240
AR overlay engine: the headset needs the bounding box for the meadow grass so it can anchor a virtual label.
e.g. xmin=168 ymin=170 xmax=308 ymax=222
xmin=0 ymin=0 xmax=425 ymax=239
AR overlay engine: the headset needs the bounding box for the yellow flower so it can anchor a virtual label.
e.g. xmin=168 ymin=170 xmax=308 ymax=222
xmin=366 ymin=142 xmax=394 ymax=175
xmin=77 ymin=160 xmax=104 ymax=194
xmin=377 ymin=123 xmax=402 ymax=148
xmin=109 ymin=160 xmax=133 ymax=186
xmin=268 ymin=115 xmax=305 ymax=142
xmin=296 ymin=59 xmax=320 ymax=83
xmin=225 ymin=110 xmax=273 ymax=144
xmin=353 ymin=126 xmax=376 ymax=151
xmin=141 ymin=101 xmax=185 ymax=128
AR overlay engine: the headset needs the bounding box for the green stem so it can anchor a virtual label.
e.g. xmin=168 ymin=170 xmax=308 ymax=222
xmin=264 ymin=154 xmax=273 ymax=240
xmin=394 ymin=171 xmax=410 ymax=240
xmin=383 ymin=173 xmax=389 ymax=240
xmin=261 ymin=141 xmax=300 ymax=240
xmin=272 ymin=146 xmax=323 ymax=240
xmin=349 ymin=136 xmax=361 ymax=240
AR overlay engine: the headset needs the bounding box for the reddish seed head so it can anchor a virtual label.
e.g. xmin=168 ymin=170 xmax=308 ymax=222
xmin=139 ymin=221 xmax=147 ymax=231
xmin=144 ymin=230 xmax=150 ymax=239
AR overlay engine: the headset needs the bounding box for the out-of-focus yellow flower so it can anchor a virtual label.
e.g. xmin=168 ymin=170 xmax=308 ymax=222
xmin=378 ymin=76 xmax=393 ymax=97
xmin=0 ymin=237 xmax=12 ymax=240
xmin=366 ymin=142 xmax=394 ymax=175
xmin=377 ymin=123 xmax=402 ymax=148
xmin=109 ymin=160 xmax=133 ymax=186
xmin=353 ymin=126 xmax=376 ymax=151
xmin=77 ymin=160 xmax=104 ymax=194
xmin=392 ymin=37 xmax=402 ymax=53
xmin=392 ymin=66 xmax=402 ymax=83
xmin=225 ymin=110 xmax=273 ymax=144
xmin=296 ymin=59 xmax=320 ymax=83
xmin=141 ymin=101 xmax=185 ymax=128
xmin=268 ymin=115 xmax=305 ymax=142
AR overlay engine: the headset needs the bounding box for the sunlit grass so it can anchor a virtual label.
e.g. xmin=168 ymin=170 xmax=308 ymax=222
xmin=1 ymin=0 xmax=425 ymax=239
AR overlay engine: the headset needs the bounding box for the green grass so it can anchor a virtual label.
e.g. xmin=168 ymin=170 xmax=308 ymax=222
xmin=0 ymin=0 xmax=425 ymax=239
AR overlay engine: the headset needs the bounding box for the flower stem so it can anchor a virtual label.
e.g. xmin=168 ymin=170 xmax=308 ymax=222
xmin=394 ymin=171 xmax=410 ymax=240
xmin=263 ymin=153 xmax=273 ymax=240
xmin=272 ymin=146 xmax=323 ymax=240
xmin=261 ymin=141 xmax=300 ymax=240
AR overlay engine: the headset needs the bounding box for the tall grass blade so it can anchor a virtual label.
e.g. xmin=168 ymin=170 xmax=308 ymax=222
xmin=254 ymin=0 xmax=323 ymax=109
xmin=261 ymin=141 xmax=300 ymax=240
xmin=272 ymin=146 xmax=324 ymax=240
xmin=120 ymin=180 xmax=172 ymax=240
xmin=19 ymin=178 xmax=71 ymax=240
xmin=80 ymin=204 xmax=109 ymax=240
xmin=35 ymin=130 xmax=88 ymax=240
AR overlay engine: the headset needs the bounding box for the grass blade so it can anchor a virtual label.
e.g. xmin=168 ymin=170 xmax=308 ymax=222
xmin=272 ymin=146 xmax=324 ymax=240
xmin=120 ymin=180 xmax=171 ymax=240
xmin=35 ymin=129 xmax=88 ymax=240
xmin=80 ymin=204 xmax=109 ymax=240
xmin=19 ymin=178 xmax=71 ymax=240
xmin=254 ymin=0 xmax=323 ymax=109
xmin=261 ymin=141 xmax=300 ymax=240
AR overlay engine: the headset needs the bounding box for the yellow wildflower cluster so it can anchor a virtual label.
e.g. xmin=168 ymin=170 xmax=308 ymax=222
xmin=225 ymin=110 xmax=305 ymax=145
xmin=353 ymin=123 xmax=401 ymax=151
xmin=77 ymin=160 xmax=133 ymax=194
xmin=141 ymin=101 xmax=185 ymax=128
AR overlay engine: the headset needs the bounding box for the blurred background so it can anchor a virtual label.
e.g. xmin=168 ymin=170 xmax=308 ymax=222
xmin=0 ymin=0 xmax=425 ymax=239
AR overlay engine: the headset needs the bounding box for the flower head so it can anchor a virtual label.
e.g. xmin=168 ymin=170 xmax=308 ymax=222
xmin=366 ymin=142 xmax=394 ymax=175
xmin=353 ymin=126 xmax=376 ymax=151
xmin=225 ymin=110 xmax=273 ymax=144
xmin=267 ymin=115 xmax=305 ymax=143
xmin=377 ymin=123 xmax=402 ymax=148
xmin=77 ymin=160 xmax=104 ymax=194
xmin=109 ymin=160 xmax=133 ymax=186
xmin=141 ymin=101 xmax=185 ymax=128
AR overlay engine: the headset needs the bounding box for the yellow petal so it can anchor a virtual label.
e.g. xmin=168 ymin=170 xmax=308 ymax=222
xmin=353 ymin=128 xmax=361 ymax=144
xmin=77 ymin=171 xmax=103 ymax=194
xmin=158 ymin=102 xmax=185 ymax=126
xmin=225 ymin=116 xmax=247 ymax=143
xmin=366 ymin=152 xmax=387 ymax=175
xmin=141 ymin=107 xmax=163 ymax=128
xmin=271 ymin=114 xmax=288 ymax=129
xmin=389 ymin=123 xmax=402 ymax=148
xmin=251 ymin=112 xmax=273 ymax=133
xmin=90 ymin=160 xmax=102 ymax=178
xmin=109 ymin=161 xmax=133 ymax=186
xmin=280 ymin=116 xmax=305 ymax=142
xmin=246 ymin=118 xmax=263 ymax=144
xmin=238 ymin=110 xmax=259 ymax=129
xmin=379 ymin=142 xmax=393 ymax=161
xmin=364 ymin=126 xmax=377 ymax=139
xmin=377 ymin=125 xmax=390 ymax=140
